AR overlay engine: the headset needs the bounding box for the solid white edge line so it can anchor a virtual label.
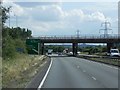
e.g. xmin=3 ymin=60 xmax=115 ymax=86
xmin=38 ymin=58 xmax=53 ymax=90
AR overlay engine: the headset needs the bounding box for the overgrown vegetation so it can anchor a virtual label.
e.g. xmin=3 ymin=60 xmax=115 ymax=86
xmin=79 ymin=46 xmax=107 ymax=55
xmin=1 ymin=4 xmax=32 ymax=59
xmin=3 ymin=55 xmax=48 ymax=88
xmin=78 ymin=55 xmax=119 ymax=66
xmin=45 ymin=45 xmax=65 ymax=53
xmin=2 ymin=27 xmax=32 ymax=59
xmin=1 ymin=4 xmax=49 ymax=88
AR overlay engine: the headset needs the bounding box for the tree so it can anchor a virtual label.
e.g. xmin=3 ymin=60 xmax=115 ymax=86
xmin=1 ymin=2 xmax=33 ymax=59
xmin=0 ymin=3 xmax=10 ymax=26
xmin=2 ymin=37 xmax=16 ymax=59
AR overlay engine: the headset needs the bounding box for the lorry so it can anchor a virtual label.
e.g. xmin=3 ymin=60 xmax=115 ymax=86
xmin=110 ymin=49 xmax=120 ymax=57
xmin=48 ymin=49 xmax=53 ymax=55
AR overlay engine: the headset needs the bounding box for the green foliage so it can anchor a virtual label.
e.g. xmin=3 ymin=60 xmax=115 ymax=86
xmin=45 ymin=45 xmax=65 ymax=52
xmin=2 ymin=27 xmax=32 ymax=59
xmin=14 ymin=39 xmax=27 ymax=53
xmin=2 ymin=36 xmax=16 ymax=59
xmin=1 ymin=5 xmax=32 ymax=59
xmin=0 ymin=3 xmax=10 ymax=26
xmin=81 ymin=45 xmax=107 ymax=54
xmin=101 ymin=46 xmax=107 ymax=52
xmin=3 ymin=27 xmax=32 ymax=39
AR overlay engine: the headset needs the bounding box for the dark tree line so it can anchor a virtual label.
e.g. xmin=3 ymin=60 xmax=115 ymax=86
xmin=45 ymin=45 xmax=65 ymax=53
xmin=1 ymin=3 xmax=32 ymax=59
xmin=3 ymin=27 xmax=32 ymax=39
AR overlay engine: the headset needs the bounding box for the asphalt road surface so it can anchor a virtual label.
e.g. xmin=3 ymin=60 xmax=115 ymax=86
xmin=41 ymin=57 xmax=118 ymax=88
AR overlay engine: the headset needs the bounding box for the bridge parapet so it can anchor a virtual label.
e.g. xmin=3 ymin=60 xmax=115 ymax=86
xmin=31 ymin=34 xmax=120 ymax=40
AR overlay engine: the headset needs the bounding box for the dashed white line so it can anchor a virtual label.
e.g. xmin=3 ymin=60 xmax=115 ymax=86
xmin=38 ymin=59 xmax=53 ymax=90
xmin=92 ymin=76 xmax=97 ymax=80
xmin=77 ymin=65 xmax=80 ymax=68
xmin=83 ymin=70 xmax=86 ymax=72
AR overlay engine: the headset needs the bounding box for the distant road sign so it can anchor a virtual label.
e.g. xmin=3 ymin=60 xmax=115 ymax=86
xmin=26 ymin=39 xmax=40 ymax=54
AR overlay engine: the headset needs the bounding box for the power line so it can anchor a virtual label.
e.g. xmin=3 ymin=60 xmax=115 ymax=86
xmin=99 ymin=20 xmax=112 ymax=38
xmin=76 ymin=29 xmax=80 ymax=38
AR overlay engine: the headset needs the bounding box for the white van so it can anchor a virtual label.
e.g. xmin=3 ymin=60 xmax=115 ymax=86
xmin=110 ymin=49 xmax=120 ymax=57
xmin=48 ymin=49 xmax=53 ymax=55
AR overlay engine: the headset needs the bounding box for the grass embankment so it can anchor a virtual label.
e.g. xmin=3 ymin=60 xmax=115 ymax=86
xmin=78 ymin=55 xmax=120 ymax=66
xmin=89 ymin=58 xmax=119 ymax=66
xmin=2 ymin=54 xmax=48 ymax=88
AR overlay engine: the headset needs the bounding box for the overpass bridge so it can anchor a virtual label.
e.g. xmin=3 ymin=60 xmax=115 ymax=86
xmin=27 ymin=34 xmax=120 ymax=56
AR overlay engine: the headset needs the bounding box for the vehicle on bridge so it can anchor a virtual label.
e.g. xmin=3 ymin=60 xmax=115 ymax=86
xmin=110 ymin=49 xmax=120 ymax=57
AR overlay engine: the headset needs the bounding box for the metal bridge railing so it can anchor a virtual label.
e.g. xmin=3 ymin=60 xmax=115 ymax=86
xmin=31 ymin=34 xmax=120 ymax=40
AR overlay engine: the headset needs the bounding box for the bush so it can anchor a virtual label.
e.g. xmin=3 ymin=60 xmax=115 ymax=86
xmin=2 ymin=36 xmax=16 ymax=59
xmin=14 ymin=39 xmax=27 ymax=53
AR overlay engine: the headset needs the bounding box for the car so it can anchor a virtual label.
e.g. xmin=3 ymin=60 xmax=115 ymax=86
xmin=110 ymin=49 xmax=120 ymax=57
xmin=58 ymin=52 xmax=62 ymax=56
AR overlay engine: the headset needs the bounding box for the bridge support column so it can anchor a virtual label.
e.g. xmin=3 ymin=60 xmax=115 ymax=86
xmin=107 ymin=43 xmax=113 ymax=53
xmin=41 ymin=43 xmax=44 ymax=55
xmin=72 ymin=43 xmax=78 ymax=56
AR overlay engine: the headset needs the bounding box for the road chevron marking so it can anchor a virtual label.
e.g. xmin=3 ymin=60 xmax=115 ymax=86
xmin=92 ymin=76 xmax=97 ymax=80
xmin=38 ymin=59 xmax=53 ymax=89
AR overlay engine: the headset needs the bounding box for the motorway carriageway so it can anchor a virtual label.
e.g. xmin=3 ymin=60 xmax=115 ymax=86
xmin=38 ymin=57 xmax=118 ymax=88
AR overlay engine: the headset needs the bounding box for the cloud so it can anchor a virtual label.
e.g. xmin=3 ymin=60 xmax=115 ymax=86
xmin=2 ymin=0 xmax=25 ymax=16
xmin=26 ymin=5 xmax=65 ymax=22
xmin=3 ymin=1 xmax=117 ymax=35
xmin=86 ymin=11 xmax=106 ymax=22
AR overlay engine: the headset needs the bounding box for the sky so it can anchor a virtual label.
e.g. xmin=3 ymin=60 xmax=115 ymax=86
xmin=3 ymin=0 xmax=119 ymax=37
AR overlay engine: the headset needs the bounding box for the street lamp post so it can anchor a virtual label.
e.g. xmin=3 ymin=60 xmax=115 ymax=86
xmin=8 ymin=6 xmax=12 ymax=28
xmin=8 ymin=9 xmax=10 ymax=27
xmin=14 ymin=14 xmax=18 ymax=27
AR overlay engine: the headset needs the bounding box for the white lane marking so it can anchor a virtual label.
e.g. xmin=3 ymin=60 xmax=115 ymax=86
xmin=113 ymin=67 xmax=118 ymax=69
xmin=99 ymin=63 xmax=102 ymax=66
xmin=77 ymin=65 xmax=80 ymax=68
xmin=83 ymin=70 xmax=86 ymax=72
xmin=92 ymin=76 xmax=97 ymax=80
xmin=38 ymin=59 xmax=53 ymax=89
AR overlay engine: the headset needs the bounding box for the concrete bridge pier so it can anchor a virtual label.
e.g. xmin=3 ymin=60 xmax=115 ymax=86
xmin=72 ymin=43 xmax=78 ymax=56
xmin=41 ymin=43 xmax=44 ymax=55
xmin=107 ymin=43 xmax=113 ymax=53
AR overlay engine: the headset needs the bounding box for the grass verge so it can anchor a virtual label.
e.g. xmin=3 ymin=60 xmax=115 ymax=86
xmin=2 ymin=54 xmax=48 ymax=88
xmin=78 ymin=56 xmax=120 ymax=67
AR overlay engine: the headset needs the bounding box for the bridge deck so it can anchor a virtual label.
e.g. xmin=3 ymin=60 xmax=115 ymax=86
xmin=30 ymin=35 xmax=120 ymax=43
